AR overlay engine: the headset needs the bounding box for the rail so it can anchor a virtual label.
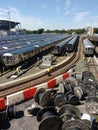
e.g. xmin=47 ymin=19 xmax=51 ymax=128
xmin=0 ymin=37 xmax=82 ymax=97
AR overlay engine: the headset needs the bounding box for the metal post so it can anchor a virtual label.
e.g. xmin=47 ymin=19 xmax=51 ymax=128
xmin=8 ymin=11 xmax=11 ymax=35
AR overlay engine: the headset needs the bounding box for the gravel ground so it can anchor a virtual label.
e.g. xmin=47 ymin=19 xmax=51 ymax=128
xmin=0 ymin=98 xmax=87 ymax=130
xmin=0 ymin=53 xmax=98 ymax=130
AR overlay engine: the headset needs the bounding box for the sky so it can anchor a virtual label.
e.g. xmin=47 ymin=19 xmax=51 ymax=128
xmin=0 ymin=0 xmax=98 ymax=30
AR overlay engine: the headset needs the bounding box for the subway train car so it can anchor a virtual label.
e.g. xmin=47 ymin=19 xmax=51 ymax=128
xmin=0 ymin=41 xmax=32 ymax=50
xmin=1 ymin=35 xmax=67 ymax=66
xmin=0 ymin=46 xmax=23 ymax=66
xmin=82 ymin=38 xmax=95 ymax=57
xmin=2 ymin=45 xmax=38 ymax=66
xmin=51 ymin=35 xmax=74 ymax=55
xmin=65 ymin=35 xmax=79 ymax=52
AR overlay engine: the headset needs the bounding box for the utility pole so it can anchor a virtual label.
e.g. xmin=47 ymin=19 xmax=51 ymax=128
xmin=8 ymin=11 xmax=11 ymax=35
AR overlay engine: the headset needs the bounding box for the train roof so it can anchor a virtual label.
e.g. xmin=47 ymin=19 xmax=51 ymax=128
xmin=0 ymin=46 xmax=19 ymax=55
xmin=83 ymin=39 xmax=94 ymax=47
xmin=2 ymin=38 xmax=58 ymax=56
xmin=67 ymin=35 xmax=78 ymax=45
xmin=3 ymin=44 xmax=37 ymax=56
xmin=55 ymin=35 xmax=74 ymax=47
xmin=1 ymin=34 xmax=68 ymax=56
xmin=3 ymin=53 xmax=13 ymax=56
xmin=0 ymin=41 xmax=28 ymax=50
xmin=0 ymin=34 xmax=66 ymax=46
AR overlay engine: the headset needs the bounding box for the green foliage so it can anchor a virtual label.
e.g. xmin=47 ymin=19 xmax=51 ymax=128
xmin=94 ymin=28 xmax=98 ymax=33
xmin=96 ymin=116 xmax=98 ymax=121
xmin=38 ymin=28 xmax=44 ymax=34
xmin=23 ymin=28 xmax=85 ymax=34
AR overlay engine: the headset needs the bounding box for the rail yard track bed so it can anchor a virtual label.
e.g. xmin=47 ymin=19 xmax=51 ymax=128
xmin=0 ymin=54 xmax=74 ymax=97
xmin=74 ymin=56 xmax=98 ymax=81
xmin=0 ymin=55 xmax=70 ymax=84
xmin=1 ymin=37 xmax=98 ymax=130
xmin=1 ymin=36 xmax=98 ymax=98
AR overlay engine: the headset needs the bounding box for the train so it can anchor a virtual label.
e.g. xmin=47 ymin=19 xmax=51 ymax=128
xmin=0 ymin=34 xmax=67 ymax=66
xmin=65 ymin=35 xmax=79 ymax=52
xmin=82 ymin=38 xmax=95 ymax=57
xmin=0 ymin=40 xmax=32 ymax=50
xmin=51 ymin=35 xmax=75 ymax=55
xmin=0 ymin=34 xmax=44 ymax=45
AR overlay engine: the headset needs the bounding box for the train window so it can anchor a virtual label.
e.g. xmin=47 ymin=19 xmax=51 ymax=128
xmin=18 ymin=55 xmax=21 ymax=58
xmin=3 ymin=56 xmax=6 ymax=59
xmin=23 ymin=52 xmax=27 ymax=55
xmin=9 ymin=57 xmax=13 ymax=60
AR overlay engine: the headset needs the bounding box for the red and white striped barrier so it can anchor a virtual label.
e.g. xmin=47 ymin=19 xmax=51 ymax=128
xmin=0 ymin=98 xmax=6 ymax=111
xmin=0 ymin=69 xmax=73 ymax=109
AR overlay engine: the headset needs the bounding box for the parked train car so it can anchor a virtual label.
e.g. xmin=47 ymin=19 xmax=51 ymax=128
xmin=82 ymin=38 xmax=95 ymax=57
xmin=65 ymin=35 xmax=79 ymax=52
xmin=0 ymin=41 xmax=32 ymax=50
xmin=0 ymin=34 xmax=62 ymax=51
xmin=51 ymin=35 xmax=75 ymax=55
xmin=1 ymin=34 xmax=67 ymax=66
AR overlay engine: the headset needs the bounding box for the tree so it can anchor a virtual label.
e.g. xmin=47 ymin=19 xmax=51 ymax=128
xmin=38 ymin=28 xmax=44 ymax=34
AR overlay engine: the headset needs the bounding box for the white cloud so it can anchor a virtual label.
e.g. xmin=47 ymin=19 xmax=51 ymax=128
xmin=64 ymin=10 xmax=71 ymax=15
xmin=65 ymin=0 xmax=71 ymax=10
xmin=0 ymin=6 xmax=49 ymax=30
xmin=75 ymin=12 xmax=90 ymax=21
xmin=0 ymin=7 xmax=8 ymax=13
xmin=64 ymin=3 xmax=78 ymax=16
xmin=0 ymin=6 xmax=93 ymax=30
xmin=19 ymin=16 xmax=46 ymax=30
xmin=8 ymin=6 xmax=20 ymax=16
xmin=89 ymin=16 xmax=98 ymax=27
xmin=0 ymin=12 xmax=7 ymax=16
xmin=0 ymin=7 xmax=9 ymax=20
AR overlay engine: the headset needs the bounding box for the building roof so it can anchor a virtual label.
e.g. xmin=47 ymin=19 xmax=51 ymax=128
xmin=0 ymin=20 xmax=20 ymax=30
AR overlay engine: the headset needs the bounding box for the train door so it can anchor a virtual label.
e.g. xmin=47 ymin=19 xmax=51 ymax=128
xmin=91 ymin=48 xmax=94 ymax=55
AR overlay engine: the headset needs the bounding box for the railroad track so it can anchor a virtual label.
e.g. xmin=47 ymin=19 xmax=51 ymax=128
xmin=0 ymin=38 xmax=82 ymax=97
xmin=84 ymin=56 xmax=98 ymax=80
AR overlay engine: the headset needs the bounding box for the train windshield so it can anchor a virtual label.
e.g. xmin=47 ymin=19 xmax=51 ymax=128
xmin=3 ymin=56 xmax=14 ymax=65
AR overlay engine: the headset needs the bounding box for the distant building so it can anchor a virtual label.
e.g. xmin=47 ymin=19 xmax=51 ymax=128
xmin=0 ymin=19 xmax=20 ymax=36
xmin=86 ymin=27 xmax=94 ymax=35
